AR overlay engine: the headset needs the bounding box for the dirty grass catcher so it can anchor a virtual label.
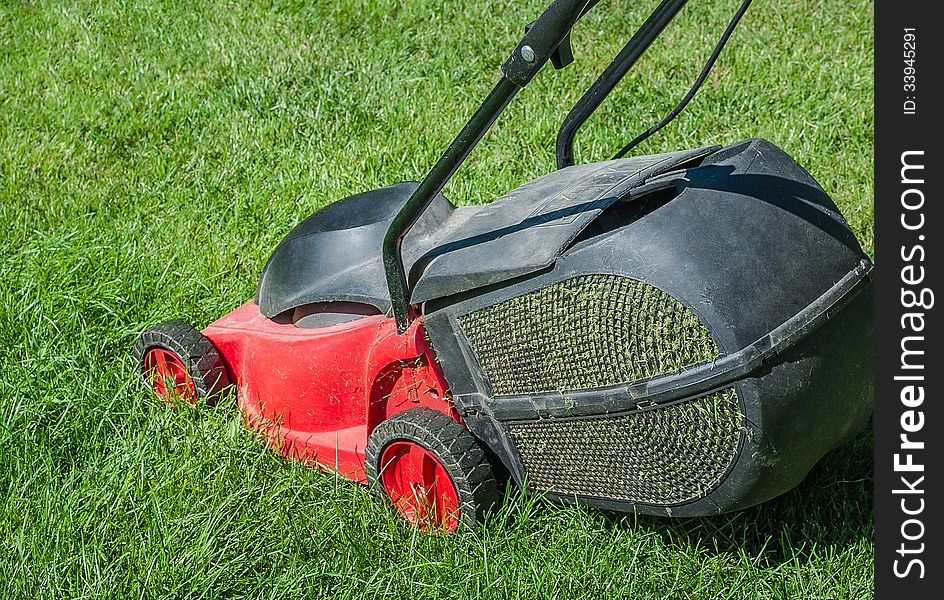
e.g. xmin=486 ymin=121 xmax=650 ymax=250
xmin=134 ymin=0 xmax=873 ymax=532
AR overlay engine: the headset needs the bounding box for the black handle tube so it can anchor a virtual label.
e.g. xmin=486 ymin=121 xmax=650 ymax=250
xmin=555 ymin=0 xmax=690 ymax=168
xmin=382 ymin=0 xmax=605 ymax=332
xmin=382 ymin=78 xmax=519 ymax=332
xmin=381 ymin=0 xmax=636 ymax=332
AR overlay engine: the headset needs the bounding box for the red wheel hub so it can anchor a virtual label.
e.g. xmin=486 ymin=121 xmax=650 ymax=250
xmin=379 ymin=441 xmax=461 ymax=532
xmin=143 ymin=348 xmax=197 ymax=404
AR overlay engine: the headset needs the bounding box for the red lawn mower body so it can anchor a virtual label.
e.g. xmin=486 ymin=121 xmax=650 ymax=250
xmin=202 ymin=302 xmax=456 ymax=482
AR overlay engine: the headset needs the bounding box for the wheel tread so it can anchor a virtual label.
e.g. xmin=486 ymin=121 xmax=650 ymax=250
xmin=133 ymin=320 xmax=230 ymax=402
xmin=365 ymin=408 xmax=499 ymax=529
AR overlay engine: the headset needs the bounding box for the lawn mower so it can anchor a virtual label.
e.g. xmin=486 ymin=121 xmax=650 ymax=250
xmin=134 ymin=0 xmax=873 ymax=531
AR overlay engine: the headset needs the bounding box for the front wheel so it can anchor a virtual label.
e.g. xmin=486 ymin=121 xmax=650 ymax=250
xmin=133 ymin=320 xmax=230 ymax=405
xmin=365 ymin=408 xmax=498 ymax=532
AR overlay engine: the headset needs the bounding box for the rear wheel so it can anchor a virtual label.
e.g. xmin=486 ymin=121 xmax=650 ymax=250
xmin=366 ymin=408 xmax=498 ymax=532
xmin=133 ymin=320 xmax=229 ymax=404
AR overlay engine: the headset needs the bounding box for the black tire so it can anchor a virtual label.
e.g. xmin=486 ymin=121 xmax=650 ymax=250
xmin=366 ymin=408 xmax=499 ymax=530
xmin=133 ymin=320 xmax=230 ymax=403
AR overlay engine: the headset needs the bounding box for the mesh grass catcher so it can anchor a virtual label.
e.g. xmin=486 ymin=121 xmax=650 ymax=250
xmin=138 ymin=0 xmax=872 ymax=526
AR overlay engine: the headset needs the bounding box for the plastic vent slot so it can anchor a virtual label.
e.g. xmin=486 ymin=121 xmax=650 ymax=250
xmin=458 ymin=274 xmax=720 ymax=396
xmin=506 ymin=388 xmax=745 ymax=505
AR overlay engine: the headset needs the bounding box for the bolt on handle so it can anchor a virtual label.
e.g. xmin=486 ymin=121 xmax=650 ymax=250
xmin=502 ymin=0 xmax=599 ymax=87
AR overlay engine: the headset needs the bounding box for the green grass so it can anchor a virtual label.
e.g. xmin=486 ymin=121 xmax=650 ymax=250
xmin=0 ymin=0 xmax=873 ymax=597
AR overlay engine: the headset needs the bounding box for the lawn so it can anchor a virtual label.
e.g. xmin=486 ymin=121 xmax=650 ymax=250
xmin=0 ymin=0 xmax=873 ymax=598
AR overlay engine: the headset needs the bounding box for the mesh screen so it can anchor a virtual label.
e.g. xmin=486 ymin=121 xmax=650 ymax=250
xmin=458 ymin=274 xmax=720 ymax=396
xmin=506 ymin=388 xmax=744 ymax=505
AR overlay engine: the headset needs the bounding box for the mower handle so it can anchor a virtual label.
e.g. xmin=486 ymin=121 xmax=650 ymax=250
xmin=383 ymin=0 xmax=737 ymax=332
xmin=383 ymin=0 xmax=604 ymax=332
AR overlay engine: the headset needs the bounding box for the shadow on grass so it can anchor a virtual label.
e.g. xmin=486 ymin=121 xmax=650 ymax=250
xmin=602 ymin=427 xmax=874 ymax=566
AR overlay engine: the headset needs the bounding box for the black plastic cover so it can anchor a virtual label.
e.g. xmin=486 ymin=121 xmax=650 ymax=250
xmin=255 ymin=182 xmax=454 ymax=317
xmin=256 ymin=147 xmax=715 ymax=317
xmin=409 ymin=146 xmax=716 ymax=303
